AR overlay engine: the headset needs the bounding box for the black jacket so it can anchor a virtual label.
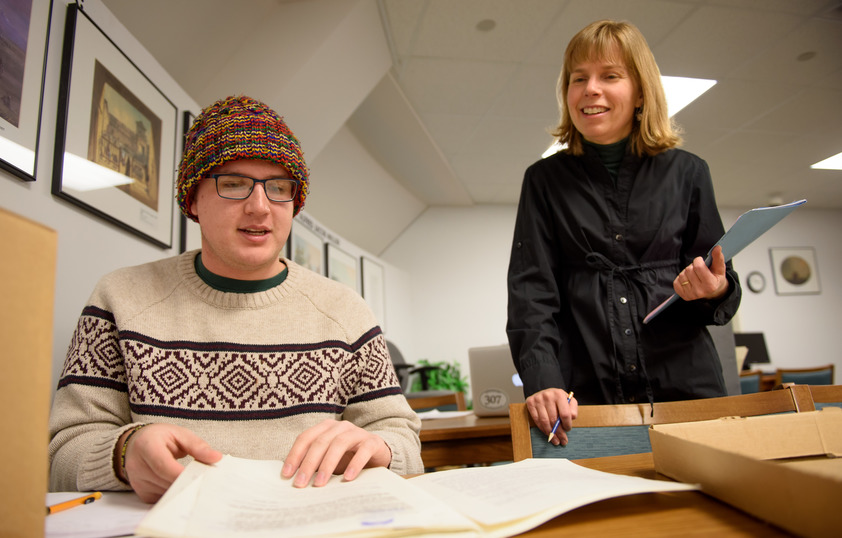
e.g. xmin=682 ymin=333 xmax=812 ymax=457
xmin=507 ymin=146 xmax=741 ymax=405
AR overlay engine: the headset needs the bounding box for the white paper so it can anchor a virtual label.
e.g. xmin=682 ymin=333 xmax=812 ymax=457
xmin=45 ymin=491 xmax=150 ymax=538
xmin=137 ymin=455 xmax=697 ymax=538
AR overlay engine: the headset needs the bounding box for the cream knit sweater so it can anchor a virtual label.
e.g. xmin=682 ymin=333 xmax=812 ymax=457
xmin=49 ymin=251 xmax=422 ymax=492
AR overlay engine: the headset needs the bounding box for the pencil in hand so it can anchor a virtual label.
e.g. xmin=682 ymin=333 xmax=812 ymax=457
xmin=547 ymin=391 xmax=574 ymax=443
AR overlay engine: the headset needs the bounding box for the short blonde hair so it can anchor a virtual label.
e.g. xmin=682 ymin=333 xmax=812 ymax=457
xmin=551 ymin=20 xmax=682 ymax=156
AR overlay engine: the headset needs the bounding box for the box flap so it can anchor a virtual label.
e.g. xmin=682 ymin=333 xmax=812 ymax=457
xmin=649 ymin=408 xmax=842 ymax=460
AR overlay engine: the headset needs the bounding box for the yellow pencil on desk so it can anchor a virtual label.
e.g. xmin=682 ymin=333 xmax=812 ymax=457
xmin=47 ymin=492 xmax=102 ymax=515
xmin=547 ymin=392 xmax=574 ymax=443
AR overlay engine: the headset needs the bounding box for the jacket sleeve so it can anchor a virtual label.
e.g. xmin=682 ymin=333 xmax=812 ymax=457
xmin=672 ymin=157 xmax=742 ymax=325
xmin=506 ymin=166 xmax=570 ymax=397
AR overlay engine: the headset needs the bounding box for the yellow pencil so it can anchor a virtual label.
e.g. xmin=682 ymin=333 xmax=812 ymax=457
xmin=547 ymin=391 xmax=574 ymax=443
xmin=47 ymin=492 xmax=102 ymax=515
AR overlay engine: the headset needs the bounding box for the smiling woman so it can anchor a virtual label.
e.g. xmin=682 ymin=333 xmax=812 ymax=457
xmin=507 ymin=20 xmax=742 ymax=435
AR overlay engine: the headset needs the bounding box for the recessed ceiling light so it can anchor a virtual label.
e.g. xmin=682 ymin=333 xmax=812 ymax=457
xmin=811 ymin=151 xmax=842 ymax=170
xmin=476 ymin=19 xmax=496 ymax=32
xmin=542 ymin=75 xmax=717 ymax=157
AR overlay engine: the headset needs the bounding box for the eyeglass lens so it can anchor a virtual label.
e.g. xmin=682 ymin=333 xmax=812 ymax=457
xmin=214 ymin=174 xmax=297 ymax=202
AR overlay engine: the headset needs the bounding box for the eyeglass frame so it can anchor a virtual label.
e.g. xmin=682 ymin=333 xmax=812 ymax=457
xmin=209 ymin=173 xmax=300 ymax=202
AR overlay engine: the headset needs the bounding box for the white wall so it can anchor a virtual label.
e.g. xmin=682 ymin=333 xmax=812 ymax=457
xmin=383 ymin=204 xmax=842 ymax=387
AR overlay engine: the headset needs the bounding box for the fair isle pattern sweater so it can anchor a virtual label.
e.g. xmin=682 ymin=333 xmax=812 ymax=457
xmin=48 ymin=251 xmax=423 ymax=492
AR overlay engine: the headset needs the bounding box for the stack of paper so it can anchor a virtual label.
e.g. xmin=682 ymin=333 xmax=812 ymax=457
xmin=136 ymin=455 xmax=696 ymax=537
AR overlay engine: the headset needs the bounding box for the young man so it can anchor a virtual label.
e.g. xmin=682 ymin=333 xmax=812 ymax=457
xmin=49 ymin=95 xmax=423 ymax=503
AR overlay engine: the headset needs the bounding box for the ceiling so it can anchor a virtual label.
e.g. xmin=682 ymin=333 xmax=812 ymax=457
xmin=102 ymin=0 xmax=842 ymax=250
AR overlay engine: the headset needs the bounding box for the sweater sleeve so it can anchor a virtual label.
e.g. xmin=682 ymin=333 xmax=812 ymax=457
xmin=48 ymin=308 xmax=135 ymax=492
xmin=341 ymin=334 xmax=423 ymax=475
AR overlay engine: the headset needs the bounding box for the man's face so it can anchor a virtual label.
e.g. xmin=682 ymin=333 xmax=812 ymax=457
xmin=189 ymin=159 xmax=294 ymax=280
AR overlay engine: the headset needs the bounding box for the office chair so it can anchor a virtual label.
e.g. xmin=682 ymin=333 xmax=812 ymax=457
xmin=510 ymin=385 xmax=815 ymax=461
xmin=774 ymin=364 xmax=834 ymax=386
xmin=386 ymin=340 xmax=463 ymax=410
xmin=806 ymin=384 xmax=842 ymax=410
xmin=739 ymin=370 xmax=763 ymax=394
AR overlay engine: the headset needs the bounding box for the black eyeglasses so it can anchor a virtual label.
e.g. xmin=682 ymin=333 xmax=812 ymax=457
xmin=211 ymin=173 xmax=299 ymax=202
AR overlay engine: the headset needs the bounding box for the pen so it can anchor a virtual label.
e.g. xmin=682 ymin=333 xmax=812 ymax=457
xmin=547 ymin=391 xmax=574 ymax=443
xmin=47 ymin=492 xmax=102 ymax=515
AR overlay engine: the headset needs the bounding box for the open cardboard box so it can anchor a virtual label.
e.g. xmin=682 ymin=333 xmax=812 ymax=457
xmin=649 ymin=408 xmax=842 ymax=538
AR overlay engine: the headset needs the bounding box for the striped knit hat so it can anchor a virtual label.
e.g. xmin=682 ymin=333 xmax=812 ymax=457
xmin=177 ymin=95 xmax=309 ymax=220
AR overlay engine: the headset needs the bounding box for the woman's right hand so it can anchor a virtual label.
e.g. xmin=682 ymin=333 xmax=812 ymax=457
xmin=526 ymin=388 xmax=578 ymax=446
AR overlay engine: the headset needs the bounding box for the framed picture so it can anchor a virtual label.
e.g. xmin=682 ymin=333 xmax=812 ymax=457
xmin=291 ymin=223 xmax=323 ymax=274
xmin=769 ymin=247 xmax=820 ymax=295
xmin=326 ymin=243 xmax=359 ymax=292
xmin=0 ymin=0 xmax=52 ymax=181
xmin=361 ymin=257 xmax=386 ymax=330
xmin=52 ymin=4 xmax=177 ymax=248
xmin=178 ymin=110 xmax=201 ymax=253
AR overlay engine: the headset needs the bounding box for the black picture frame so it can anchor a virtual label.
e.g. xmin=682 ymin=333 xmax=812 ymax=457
xmin=52 ymin=4 xmax=177 ymax=248
xmin=0 ymin=0 xmax=52 ymax=182
xmin=179 ymin=109 xmax=198 ymax=253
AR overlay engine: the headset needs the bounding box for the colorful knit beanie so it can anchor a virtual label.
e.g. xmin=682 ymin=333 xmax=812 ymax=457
xmin=177 ymin=95 xmax=309 ymax=220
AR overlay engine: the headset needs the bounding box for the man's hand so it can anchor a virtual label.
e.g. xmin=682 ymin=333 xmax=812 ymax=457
xmin=281 ymin=419 xmax=392 ymax=487
xmin=526 ymin=388 xmax=578 ymax=446
xmin=674 ymin=245 xmax=729 ymax=301
xmin=118 ymin=424 xmax=222 ymax=503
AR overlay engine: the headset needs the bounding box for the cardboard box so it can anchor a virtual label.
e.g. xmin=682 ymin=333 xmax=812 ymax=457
xmin=649 ymin=408 xmax=842 ymax=538
xmin=0 ymin=208 xmax=57 ymax=538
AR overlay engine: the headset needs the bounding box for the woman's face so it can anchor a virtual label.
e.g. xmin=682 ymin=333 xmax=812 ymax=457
xmin=566 ymin=52 xmax=642 ymax=145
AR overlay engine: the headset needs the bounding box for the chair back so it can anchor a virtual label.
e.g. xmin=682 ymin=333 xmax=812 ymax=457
xmin=510 ymin=386 xmax=814 ymax=462
xmin=774 ymin=364 xmax=834 ymax=386
xmin=807 ymin=384 xmax=842 ymax=410
xmin=408 ymin=391 xmax=466 ymax=412
xmin=739 ymin=371 xmax=762 ymax=394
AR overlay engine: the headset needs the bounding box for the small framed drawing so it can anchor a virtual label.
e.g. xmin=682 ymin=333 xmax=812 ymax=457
xmin=326 ymin=243 xmax=359 ymax=292
xmin=0 ymin=0 xmax=51 ymax=182
xmin=769 ymin=247 xmax=820 ymax=295
xmin=179 ymin=110 xmax=201 ymax=253
xmin=361 ymin=257 xmax=386 ymax=330
xmin=291 ymin=223 xmax=323 ymax=274
xmin=52 ymin=4 xmax=177 ymax=248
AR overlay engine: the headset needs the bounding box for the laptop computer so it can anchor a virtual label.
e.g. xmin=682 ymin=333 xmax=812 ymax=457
xmin=468 ymin=344 xmax=525 ymax=416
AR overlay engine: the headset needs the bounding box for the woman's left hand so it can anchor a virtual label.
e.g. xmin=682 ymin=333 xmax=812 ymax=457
xmin=673 ymin=245 xmax=729 ymax=301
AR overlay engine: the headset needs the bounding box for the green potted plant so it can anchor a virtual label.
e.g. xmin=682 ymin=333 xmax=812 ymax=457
xmin=409 ymin=359 xmax=469 ymax=395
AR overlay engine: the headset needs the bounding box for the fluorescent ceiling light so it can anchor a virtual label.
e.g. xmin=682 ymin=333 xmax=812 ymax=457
xmin=811 ymin=151 xmax=842 ymax=171
xmin=543 ymin=75 xmax=717 ymax=157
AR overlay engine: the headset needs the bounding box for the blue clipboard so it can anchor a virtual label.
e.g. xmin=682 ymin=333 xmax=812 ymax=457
xmin=643 ymin=199 xmax=806 ymax=324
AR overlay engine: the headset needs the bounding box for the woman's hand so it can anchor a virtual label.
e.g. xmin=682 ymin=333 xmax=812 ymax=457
xmin=525 ymin=388 xmax=578 ymax=446
xmin=674 ymin=245 xmax=729 ymax=301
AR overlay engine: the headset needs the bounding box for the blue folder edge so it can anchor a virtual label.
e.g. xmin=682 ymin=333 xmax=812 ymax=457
xmin=642 ymin=199 xmax=807 ymax=324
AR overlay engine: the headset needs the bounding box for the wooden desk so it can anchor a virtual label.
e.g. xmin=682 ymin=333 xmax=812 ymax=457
xmin=522 ymin=453 xmax=790 ymax=537
xmin=419 ymin=414 xmax=511 ymax=467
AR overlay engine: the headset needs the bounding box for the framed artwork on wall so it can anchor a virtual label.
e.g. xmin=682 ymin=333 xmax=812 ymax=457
xmin=179 ymin=110 xmax=201 ymax=253
xmin=52 ymin=3 xmax=177 ymax=248
xmin=769 ymin=247 xmax=820 ymax=295
xmin=326 ymin=243 xmax=359 ymax=292
xmin=0 ymin=0 xmax=52 ymax=182
xmin=361 ymin=257 xmax=385 ymax=330
xmin=291 ymin=222 xmax=323 ymax=274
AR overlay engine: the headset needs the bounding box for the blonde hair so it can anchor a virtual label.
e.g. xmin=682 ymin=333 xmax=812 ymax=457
xmin=551 ymin=20 xmax=682 ymax=156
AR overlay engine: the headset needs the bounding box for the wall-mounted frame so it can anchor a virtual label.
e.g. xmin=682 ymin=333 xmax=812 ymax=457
xmin=326 ymin=243 xmax=359 ymax=292
xmin=769 ymin=247 xmax=820 ymax=295
xmin=361 ymin=257 xmax=386 ymax=330
xmin=179 ymin=110 xmax=201 ymax=253
xmin=0 ymin=0 xmax=52 ymax=182
xmin=52 ymin=4 xmax=176 ymax=248
xmin=291 ymin=222 xmax=324 ymax=274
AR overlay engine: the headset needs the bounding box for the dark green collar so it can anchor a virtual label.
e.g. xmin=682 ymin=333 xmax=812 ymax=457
xmin=584 ymin=137 xmax=628 ymax=181
xmin=195 ymin=253 xmax=287 ymax=293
